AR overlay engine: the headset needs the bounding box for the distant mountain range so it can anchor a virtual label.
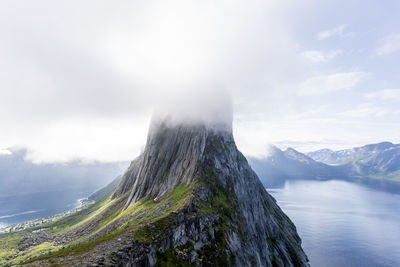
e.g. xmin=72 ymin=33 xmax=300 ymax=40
xmin=248 ymin=146 xmax=345 ymax=186
xmin=307 ymin=142 xmax=400 ymax=179
xmin=248 ymin=141 xmax=400 ymax=187
xmin=0 ymin=147 xmax=129 ymax=197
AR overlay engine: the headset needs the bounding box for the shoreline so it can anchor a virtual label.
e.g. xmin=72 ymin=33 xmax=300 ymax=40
xmin=0 ymin=198 xmax=94 ymax=234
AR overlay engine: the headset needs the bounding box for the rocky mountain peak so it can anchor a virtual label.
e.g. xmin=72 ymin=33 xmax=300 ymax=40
xmin=110 ymin=111 xmax=309 ymax=266
xmin=125 ymin=114 xmax=238 ymax=205
xmin=14 ymin=107 xmax=308 ymax=266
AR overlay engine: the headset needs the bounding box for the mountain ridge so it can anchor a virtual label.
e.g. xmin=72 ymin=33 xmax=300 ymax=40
xmin=306 ymin=142 xmax=400 ymax=181
xmin=248 ymin=142 xmax=400 ymax=187
xmin=248 ymin=145 xmax=345 ymax=186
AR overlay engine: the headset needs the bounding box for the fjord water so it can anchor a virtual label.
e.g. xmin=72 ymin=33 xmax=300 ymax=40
xmin=0 ymin=189 xmax=92 ymax=227
xmin=268 ymin=180 xmax=400 ymax=267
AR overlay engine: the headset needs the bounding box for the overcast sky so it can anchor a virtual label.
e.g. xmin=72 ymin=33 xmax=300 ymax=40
xmin=1 ymin=0 xmax=400 ymax=163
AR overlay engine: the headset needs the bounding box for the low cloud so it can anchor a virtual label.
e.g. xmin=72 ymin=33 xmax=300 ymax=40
xmin=365 ymin=89 xmax=400 ymax=100
xmin=298 ymin=72 xmax=369 ymax=95
xmin=338 ymin=103 xmax=400 ymax=118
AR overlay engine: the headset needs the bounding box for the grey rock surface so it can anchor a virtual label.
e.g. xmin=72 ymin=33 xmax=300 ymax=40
xmin=110 ymin=115 xmax=309 ymax=266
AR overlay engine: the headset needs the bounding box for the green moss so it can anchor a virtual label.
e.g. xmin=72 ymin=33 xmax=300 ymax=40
xmin=250 ymin=256 xmax=257 ymax=266
xmin=271 ymin=255 xmax=282 ymax=267
xmin=198 ymin=236 xmax=229 ymax=266
xmin=155 ymin=249 xmax=184 ymax=267
xmin=130 ymin=185 xmax=193 ymax=243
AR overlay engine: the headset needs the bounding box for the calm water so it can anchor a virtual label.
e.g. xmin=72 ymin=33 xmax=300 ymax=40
xmin=268 ymin=180 xmax=400 ymax=267
xmin=1 ymin=180 xmax=399 ymax=266
xmin=0 ymin=189 xmax=92 ymax=227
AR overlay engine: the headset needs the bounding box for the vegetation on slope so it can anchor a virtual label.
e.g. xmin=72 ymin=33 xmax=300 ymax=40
xmin=6 ymin=184 xmax=193 ymax=266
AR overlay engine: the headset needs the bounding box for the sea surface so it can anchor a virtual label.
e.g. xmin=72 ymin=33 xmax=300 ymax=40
xmin=268 ymin=180 xmax=400 ymax=267
xmin=0 ymin=189 xmax=93 ymax=227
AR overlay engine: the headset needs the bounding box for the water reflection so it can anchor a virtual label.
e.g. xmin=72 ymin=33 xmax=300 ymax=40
xmin=268 ymin=180 xmax=400 ymax=267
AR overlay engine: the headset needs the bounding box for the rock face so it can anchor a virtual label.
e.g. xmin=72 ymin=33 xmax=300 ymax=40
xmin=125 ymin=119 xmax=207 ymax=208
xmin=110 ymin=115 xmax=309 ymax=266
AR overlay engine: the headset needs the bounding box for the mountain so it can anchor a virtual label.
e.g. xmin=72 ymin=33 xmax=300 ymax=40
xmin=0 ymin=147 xmax=129 ymax=197
xmin=88 ymin=175 xmax=122 ymax=202
xmin=307 ymin=142 xmax=400 ymax=181
xmin=305 ymin=148 xmax=337 ymax=165
xmin=248 ymin=146 xmax=345 ymax=186
xmin=1 ymin=115 xmax=309 ymax=266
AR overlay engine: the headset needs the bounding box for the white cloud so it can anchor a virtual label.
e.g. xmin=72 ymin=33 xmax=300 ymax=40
xmin=302 ymin=49 xmax=343 ymax=63
xmin=287 ymin=105 xmax=329 ymax=120
xmin=298 ymin=72 xmax=369 ymax=95
xmin=365 ymin=89 xmax=400 ymax=100
xmin=338 ymin=103 xmax=400 ymax=118
xmin=0 ymin=1 xmax=399 ymax=163
xmin=0 ymin=149 xmax=12 ymax=156
xmin=23 ymin=115 xmax=150 ymax=163
xmin=376 ymin=34 xmax=400 ymax=56
xmin=0 ymin=0 xmax=308 ymax=162
xmin=317 ymin=24 xmax=347 ymax=40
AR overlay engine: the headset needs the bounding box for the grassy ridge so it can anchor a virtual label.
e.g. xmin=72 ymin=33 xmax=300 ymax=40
xmin=20 ymin=184 xmax=193 ymax=265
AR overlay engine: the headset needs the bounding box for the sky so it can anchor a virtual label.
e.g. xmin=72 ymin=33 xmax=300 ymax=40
xmin=0 ymin=0 xmax=399 ymax=163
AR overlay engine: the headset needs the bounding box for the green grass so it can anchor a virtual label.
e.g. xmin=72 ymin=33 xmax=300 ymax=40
xmin=68 ymin=184 xmax=193 ymax=245
xmin=0 ymin=193 xmax=118 ymax=266
xmin=17 ymin=242 xmax=60 ymax=264
xmin=0 ymin=234 xmax=60 ymax=266
xmin=49 ymin=193 xmax=116 ymax=234
xmin=23 ymin=184 xmax=194 ymax=264
xmin=0 ymin=194 xmax=113 ymax=265
xmin=0 ymin=233 xmax=23 ymax=266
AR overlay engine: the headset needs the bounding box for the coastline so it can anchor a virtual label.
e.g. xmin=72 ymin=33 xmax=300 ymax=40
xmin=0 ymin=198 xmax=94 ymax=234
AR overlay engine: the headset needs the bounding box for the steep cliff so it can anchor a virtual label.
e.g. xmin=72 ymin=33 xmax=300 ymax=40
xmin=100 ymin=115 xmax=308 ymax=266
xmin=12 ymin=114 xmax=308 ymax=267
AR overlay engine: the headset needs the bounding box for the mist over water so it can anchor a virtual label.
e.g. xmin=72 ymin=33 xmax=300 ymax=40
xmin=268 ymin=180 xmax=400 ymax=267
